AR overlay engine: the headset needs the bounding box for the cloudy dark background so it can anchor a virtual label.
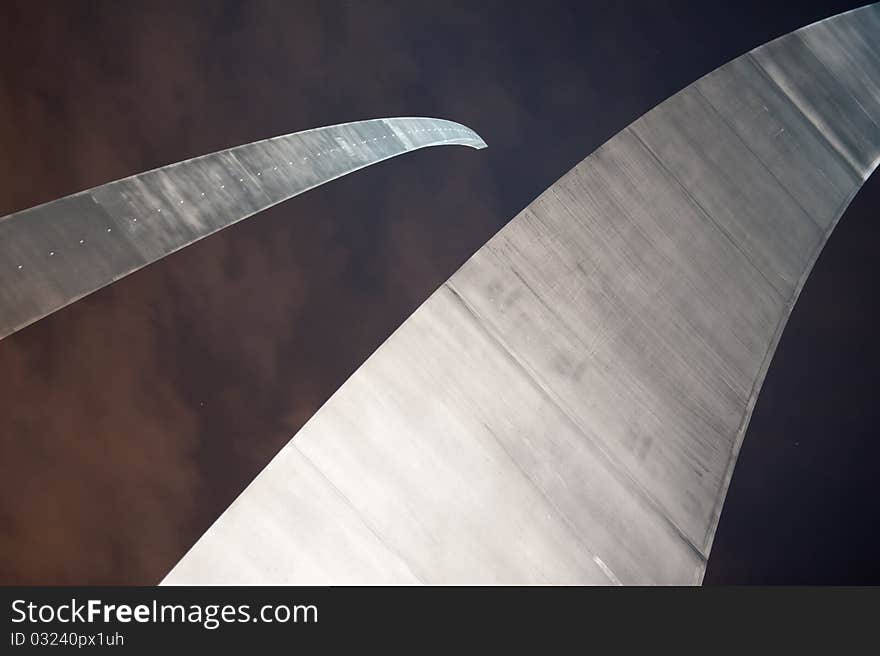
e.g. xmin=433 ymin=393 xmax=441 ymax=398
xmin=0 ymin=0 xmax=876 ymax=584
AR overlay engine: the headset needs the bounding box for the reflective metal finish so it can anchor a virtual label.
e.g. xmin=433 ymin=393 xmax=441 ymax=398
xmin=165 ymin=5 xmax=880 ymax=585
xmin=0 ymin=117 xmax=486 ymax=340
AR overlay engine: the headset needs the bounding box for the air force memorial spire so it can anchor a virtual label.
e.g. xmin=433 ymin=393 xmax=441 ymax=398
xmin=0 ymin=118 xmax=486 ymax=341
xmin=160 ymin=4 xmax=878 ymax=584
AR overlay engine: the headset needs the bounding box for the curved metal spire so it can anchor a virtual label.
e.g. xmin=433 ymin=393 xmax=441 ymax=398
xmin=165 ymin=4 xmax=880 ymax=584
xmin=0 ymin=117 xmax=486 ymax=340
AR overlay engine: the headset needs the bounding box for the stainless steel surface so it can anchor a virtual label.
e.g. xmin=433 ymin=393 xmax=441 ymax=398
xmin=0 ymin=117 xmax=486 ymax=341
xmin=169 ymin=4 xmax=879 ymax=583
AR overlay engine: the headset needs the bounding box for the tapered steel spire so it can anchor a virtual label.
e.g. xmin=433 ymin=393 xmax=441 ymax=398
xmin=165 ymin=4 xmax=880 ymax=585
xmin=0 ymin=117 xmax=486 ymax=340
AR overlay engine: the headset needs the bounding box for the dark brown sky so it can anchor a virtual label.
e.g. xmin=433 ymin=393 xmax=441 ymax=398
xmin=0 ymin=0 xmax=875 ymax=584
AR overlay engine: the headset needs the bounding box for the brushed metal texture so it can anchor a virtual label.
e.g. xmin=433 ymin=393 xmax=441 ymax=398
xmin=164 ymin=6 xmax=880 ymax=584
xmin=0 ymin=117 xmax=486 ymax=340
